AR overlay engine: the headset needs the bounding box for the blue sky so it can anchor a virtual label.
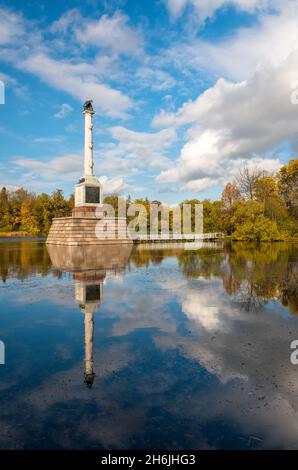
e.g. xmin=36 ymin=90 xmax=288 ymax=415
xmin=0 ymin=0 xmax=297 ymax=202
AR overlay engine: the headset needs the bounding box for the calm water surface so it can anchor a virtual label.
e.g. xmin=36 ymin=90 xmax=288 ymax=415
xmin=0 ymin=240 xmax=297 ymax=450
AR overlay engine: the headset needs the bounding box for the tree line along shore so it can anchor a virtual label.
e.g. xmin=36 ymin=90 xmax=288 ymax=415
xmin=0 ymin=159 xmax=297 ymax=242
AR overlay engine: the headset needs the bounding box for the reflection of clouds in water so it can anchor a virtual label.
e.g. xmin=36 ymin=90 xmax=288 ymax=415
xmin=13 ymin=272 xmax=126 ymax=309
xmin=157 ymin=272 xmax=241 ymax=332
xmin=0 ymin=342 xmax=139 ymax=449
xmin=105 ymin=272 xmax=125 ymax=283
xmin=1 ymin=246 xmax=298 ymax=449
xmin=155 ymin=272 xmax=298 ymax=449
xmin=102 ymin=274 xmax=179 ymax=337
xmin=17 ymin=282 xmax=75 ymax=308
xmin=84 ymin=262 xmax=298 ymax=449
xmin=181 ymin=280 xmax=234 ymax=332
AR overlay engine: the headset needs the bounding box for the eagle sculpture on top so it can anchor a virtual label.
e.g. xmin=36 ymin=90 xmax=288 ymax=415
xmin=83 ymin=100 xmax=94 ymax=112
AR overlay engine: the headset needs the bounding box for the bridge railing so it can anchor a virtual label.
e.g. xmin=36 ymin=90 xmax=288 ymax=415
xmin=132 ymin=232 xmax=225 ymax=241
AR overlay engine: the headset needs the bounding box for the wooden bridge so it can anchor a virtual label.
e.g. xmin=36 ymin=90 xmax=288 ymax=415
xmin=134 ymin=232 xmax=225 ymax=243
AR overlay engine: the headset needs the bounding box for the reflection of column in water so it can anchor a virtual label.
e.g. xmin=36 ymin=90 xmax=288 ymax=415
xmin=47 ymin=244 xmax=133 ymax=384
xmin=74 ymin=271 xmax=105 ymax=388
xmin=84 ymin=307 xmax=95 ymax=387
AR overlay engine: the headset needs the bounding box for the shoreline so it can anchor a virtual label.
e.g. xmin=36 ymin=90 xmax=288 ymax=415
xmin=0 ymin=233 xmax=297 ymax=243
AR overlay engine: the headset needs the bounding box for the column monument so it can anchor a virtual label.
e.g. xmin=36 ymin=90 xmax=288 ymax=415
xmin=46 ymin=100 xmax=132 ymax=246
xmin=73 ymin=100 xmax=103 ymax=218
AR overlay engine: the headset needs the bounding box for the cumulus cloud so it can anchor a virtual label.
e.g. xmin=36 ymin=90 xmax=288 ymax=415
xmin=96 ymin=126 xmax=177 ymax=174
xmin=0 ymin=7 xmax=134 ymax=120
xmin=13 ymin=153 xmax=82 ymax=181
xmin=167 ymin=4 xmax=298 ymax=81
xmin=75 ymin=11 xmax=142 ymax=55
xmin=154 ymin=46 xmax=298 ymax=191
xmin=10 ymin=125 xmax=173 ymax=194
xmin=0 ymin=7 xmax=25 ymax=45
xmin=165 ymin=0 xmax=282 ymax=21
xmin=21 ymin=54 xmax=132 ymax=119
xmin=1 ymin=3 xmax=297 ymax=198
xmin=50 ymin=9 xmax=142 ymax=55
xmin=111 ymin=126 xmax=176 ymax=167
xmin=12 ymin=153 xmax=136 ymax=196
xmin=99 ymin=175 xmax=133 ymax=195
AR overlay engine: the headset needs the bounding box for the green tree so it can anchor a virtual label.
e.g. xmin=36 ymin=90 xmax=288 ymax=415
xmin=221 ymin=183 xmax=241 ymax=234
xmin=51 ymin=189 xmax=71 ymax=218
xmin=19 ymin=198 xmax=39 ymax=236
xmin=253 ymin=176 xmax=290 ymax=231
xmin=203 ymin=199 xmax=224 ymax=233
xmin=231 ymin=200 xmax=284 ymax=241
xmin=35 ymin=193 xmax=54 ymax=235
xmin=277 ymin=159 xmax=298 ymax=218
xmin=0 ymin=187 xmax=12 ymax=231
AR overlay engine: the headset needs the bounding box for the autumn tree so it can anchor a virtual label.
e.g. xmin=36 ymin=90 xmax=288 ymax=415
xmin=236 ymin=166 xmax=267 ymax=200
xmin=277 ymin=159 xmax=298 ymax=218
xmin=202 ymin=199 xmax=224 ymax=233
xmin=221 ymin=182 xmax=241 ymax=234
xmin=35 ymin=193 xmax=54 ymax=235
xmin=19 ymin=197 xmax=39 ymax=236
xmin=51 ymin=189 xmax=71 ymax=218
xmin=221 ymin=182 xmax=241 ymax=209
xmin=0 ymin=187 xmax=12 ymax=231
xmin=231 ymin=200 xmax=283 ymax=241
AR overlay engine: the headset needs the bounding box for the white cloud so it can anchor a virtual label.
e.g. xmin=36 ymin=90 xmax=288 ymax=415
xmin=49 ymin=8 xmax=81 ymax=35
xmin=165 ymin=0 xmax=188 ymax=17
xmin=54 ymin=103 xmax=73 ymax=119
xmin=0 ymin=72 xmax=15 ymax=86
xmin=0 ymin=7 xmax=134 ymax=120
xmin=136 ymin=67 xmax=176 ymax=91
xmin=152 ymin=3 xmax=298 ymax=193
xmin=1 ymin=3 xmax=297 ymax=198
xmin=154 ymin=45 xmax=298 ymax=191
xmin=99 ymin=175 xmax=133 ymax=195
xmin=106 ymin=126 xmax=177 ymax=169
xmin=75 ymin=11 xmax=142 ymax=55
xmin=13 ymin=154 xmax=82 ymax=181
xmin=12 ymin=153 xmax=136 ymax=196
xmin=32 ymin=137 xmax=63 ymax=144
xmin=165 ymin=0 xmax=282 ymax=21
xmin=0 ymin=72 xmax=27 ymax=98
xmin=21 ymin=54 xmax=132 ymax=119
xmin=0 ymin=8 xmax=25 ymax=45
xmin=10 ymin=126 xmax=173 ymax=194
xmin=167 ymin=4 xmax=298 ymax=81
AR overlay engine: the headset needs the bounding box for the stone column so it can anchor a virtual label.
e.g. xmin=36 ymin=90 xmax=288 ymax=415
xmin=83 ymin=108 xmax=94 ymax=177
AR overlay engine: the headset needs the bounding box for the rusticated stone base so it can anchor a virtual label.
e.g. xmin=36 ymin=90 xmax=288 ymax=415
xmin=46 ymin=216 xmax=132 ymax=246
xmin=72 ymin=206 xmax=105 ymax=218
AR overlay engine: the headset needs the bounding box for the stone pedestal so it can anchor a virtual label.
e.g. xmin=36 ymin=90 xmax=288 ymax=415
xmin=72 ymin=206 xmax=104 ymax=218
xmin=46 ymin=216 xmax=131 ymax=245
xmin=75 ymin=175 xmax=102 ymax=208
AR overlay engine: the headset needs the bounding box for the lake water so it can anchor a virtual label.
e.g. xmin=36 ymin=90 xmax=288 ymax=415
xmin=0 ymin=240 xmax=297 ymax=450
